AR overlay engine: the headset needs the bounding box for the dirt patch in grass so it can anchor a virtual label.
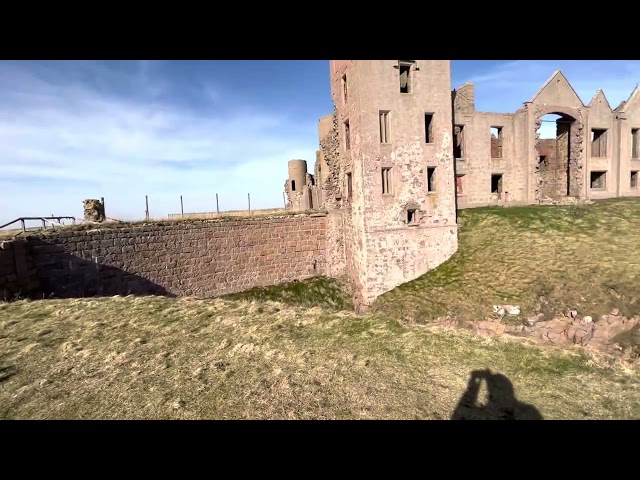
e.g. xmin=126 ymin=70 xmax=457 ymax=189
xmin=1 ymin=296 xmax=638 ymax=419
xmin=372 ymin=198 xmax=640 ymax=324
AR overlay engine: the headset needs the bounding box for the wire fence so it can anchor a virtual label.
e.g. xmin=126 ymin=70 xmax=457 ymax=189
xmin=162 ymin=192 xmax=289 ymax=220
xmin=1 ymin=192 xmax=291 ymax=232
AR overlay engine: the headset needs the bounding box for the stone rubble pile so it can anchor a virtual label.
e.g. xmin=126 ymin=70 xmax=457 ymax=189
xmin=469 ymin=306 xmax=640 ymax=366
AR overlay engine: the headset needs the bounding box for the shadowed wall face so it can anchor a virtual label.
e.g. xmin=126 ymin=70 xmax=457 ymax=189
xmin=0 ymin=214 xmax=327 ymax=300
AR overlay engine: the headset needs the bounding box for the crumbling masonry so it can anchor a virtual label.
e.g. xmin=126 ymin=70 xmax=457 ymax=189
xmin=285 ymin=61 xmax=640 ymax=309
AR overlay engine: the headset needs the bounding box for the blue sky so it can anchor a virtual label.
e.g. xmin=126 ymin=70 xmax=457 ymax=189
xmin=1 ymin=60 xmax=639 ymax=225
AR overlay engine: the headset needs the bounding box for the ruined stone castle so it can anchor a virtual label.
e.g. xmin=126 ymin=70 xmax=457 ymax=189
xmin=3 ymin=60 xmax=640 ymax=310
xmin=284 ymin=60 xmax=640 ymax=308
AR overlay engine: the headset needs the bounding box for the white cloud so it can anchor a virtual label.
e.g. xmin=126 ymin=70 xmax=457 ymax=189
xmin=0 ymin=61 xmax=318 ymax=226
xmin=461 ymin=60 xmax=640 ymax=138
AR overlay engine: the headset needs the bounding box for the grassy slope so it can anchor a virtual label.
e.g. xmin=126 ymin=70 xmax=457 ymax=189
xmin=373 ymin=198 xmax=640 ymax=323
xmin=2 ymin=198 xmax=640 ymax=419
xmin=0 ymin=296 xmax=639 ymax=420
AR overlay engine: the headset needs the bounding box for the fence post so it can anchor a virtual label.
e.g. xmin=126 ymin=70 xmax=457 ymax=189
xmin=216 ymin=193 xmax=219 ymax=214
xmin=21 ymin=219 xmax=25 ymax=232
xmin=180 ymin=195 xmax=184 ymax=217
xmin=145 ymin=195 xmax=149 ymax=220
xmin=248 ymin=193 xmax=251 ymax=215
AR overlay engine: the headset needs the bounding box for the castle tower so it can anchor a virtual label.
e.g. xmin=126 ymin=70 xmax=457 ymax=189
xmin=325 ymin=60 xmax=459 ymax=308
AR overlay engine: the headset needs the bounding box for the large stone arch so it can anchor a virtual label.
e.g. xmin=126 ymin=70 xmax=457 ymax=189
xmin=533 ymin=105 xmax=585 ymax=202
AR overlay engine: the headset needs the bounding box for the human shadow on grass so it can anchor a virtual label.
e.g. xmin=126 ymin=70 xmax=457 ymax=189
xmin=451 ymin=369 xmax=543 ymax=420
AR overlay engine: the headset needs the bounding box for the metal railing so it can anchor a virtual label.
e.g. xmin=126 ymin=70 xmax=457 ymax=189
xmin=0 ymin=216 xmax=76 ymax=233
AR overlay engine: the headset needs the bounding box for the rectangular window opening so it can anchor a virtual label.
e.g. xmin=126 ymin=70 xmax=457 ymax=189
xmin=291 ymin=180 xmax=296 ymax=192
xmin=491 ymin=174 xmax=503 ymax=194
xmin=539 ymin=155 xmax=547 ymax=165
xmin=342 ymin=73 xmax=347 ymax=103
xmin=407 ymin=209 xmax=417 ymax=224
xmin=379 ymin=111 xmax=390 ymax=144
xmin=455 ymin=174 xmax=465 ymax=196
xmin=632 ymin=128 xmax=639 ymax=159
xmin=454 ymin=125 xmax=465 ymax=159
xmin=491 ymin=126 xmax=503 ymax=159
xmin=399 ymin=61 xmax=413 ymax=94
xmin=631 ymin=171 xmax=638 ymax=189
xmin=381 ymin=167 xmax=392 ymax=195
xmin=344 ymin=119 xmax=350 ymax=150
xmin=346 ymin=172 xmax=353 ymax=199
xmin=427 ymin=166 xmax=436 ymax=193
xmin=425 ymin=113 xmax=434 ymax=143
xmin=590 ymin=170 xmax=606 ymax=190
xmin=591 ymin=129 xmax=608 ymax=158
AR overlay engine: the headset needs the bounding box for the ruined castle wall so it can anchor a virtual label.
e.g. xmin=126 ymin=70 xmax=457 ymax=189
xmin=453 ymin=109 xmax=525 ymax=207
xmin=0 ymin=214 xmax=327 ymax=300
xmin=619 ymin=97 xmax=640 ymax=197
xmin=536 ymin=131 xmax=569 ymax=200
xmin=587 ymin=96 xmax=617 ymax=199
xmin=328 ymin=63 xmax=366 ymax=306
xmin=342 ymin=60 xmax=457 ymax=306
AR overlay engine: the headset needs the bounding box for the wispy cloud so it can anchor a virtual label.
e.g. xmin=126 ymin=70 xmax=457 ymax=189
xmin=0 ymin=61 xmax=317 ymax=224
xmin=459 ymin=60 xmax=640 ymax=138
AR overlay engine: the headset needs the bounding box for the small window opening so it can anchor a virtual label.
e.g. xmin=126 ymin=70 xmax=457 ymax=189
xmin=632 ymin=128 xmax=639 ymax=159
xmin=454 ymin=125 xmax=464 ymax=159
xmin=491 ymin=126 xmax=503 ymax=158
xmin=379 ymin=111 xmax=390 ymax=144
xmin=427 ymin=167 xmax=436 ymax=193
xmin=591 ymin=129 xmax=608 ymax=158
xmin=407 ymin=209 xmax=417 ymax=224
xmin=631 ymin=171 xmax=638 ymax=189
xmin=455 ymin=174 xmax=464 ymax=196
xmin=590 ymin=171 xmax=606 ymax=190
xmin=344 ymin=120 xmax=350 ymax=150
xmin=291 ymin=180 xmax=296 ymax=192
xmin=381 ymin=167 xmax=392 ymax=195
xmin=342 ymin=73 xmax=347 ymax=103
xmin=491 ymin=174 xmax=503 ymax=194
xmin=399 ymin=61 xmax=413 ymax=93
xmin=425 ymin=113 xmax=434 ymax=143
xmin=539 ymin=155 xmax=547 ymax=165
xmin=346 ymin=172 xmax=353 ymax=199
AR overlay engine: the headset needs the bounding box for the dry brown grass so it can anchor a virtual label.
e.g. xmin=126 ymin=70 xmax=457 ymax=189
xmin=373 ymin=198 xmax=640 ymax=324
xmin=1 ymin=295 xmax=638 ymax=419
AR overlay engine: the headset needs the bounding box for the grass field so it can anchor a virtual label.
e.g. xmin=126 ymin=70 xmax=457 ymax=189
xmin=1 ymin=296 xmax=638 ymax=419
xmin=1 ymin=198 xmax=640 ymax=419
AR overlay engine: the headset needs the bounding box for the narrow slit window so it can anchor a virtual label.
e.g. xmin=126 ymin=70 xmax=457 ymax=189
xmin=381 ymin=167 xmax=392 ymax=195
xmin=342 ymin=73 xmax=347 ymax=103
xmin=291 ymin=180 xmax=296 ymax=192
xmin=346 ymin=172 xmax=353 ymax=199
xmin=632 ymin=128 xmax=639 ymax=159
xmin=427 ymin=167 xmax=436 ymax=193
xmin=344 ymin=119 xmax=350 ymax=150
xmin=455 ymin=174 xmax=464 ymax=196
xmin=379 ymin=111 xmax=390 ymax=144
xmin=425 ymin=113 xmax=434 ymax=143
xmin=454 ymin=125 xmax=465 ymax=159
